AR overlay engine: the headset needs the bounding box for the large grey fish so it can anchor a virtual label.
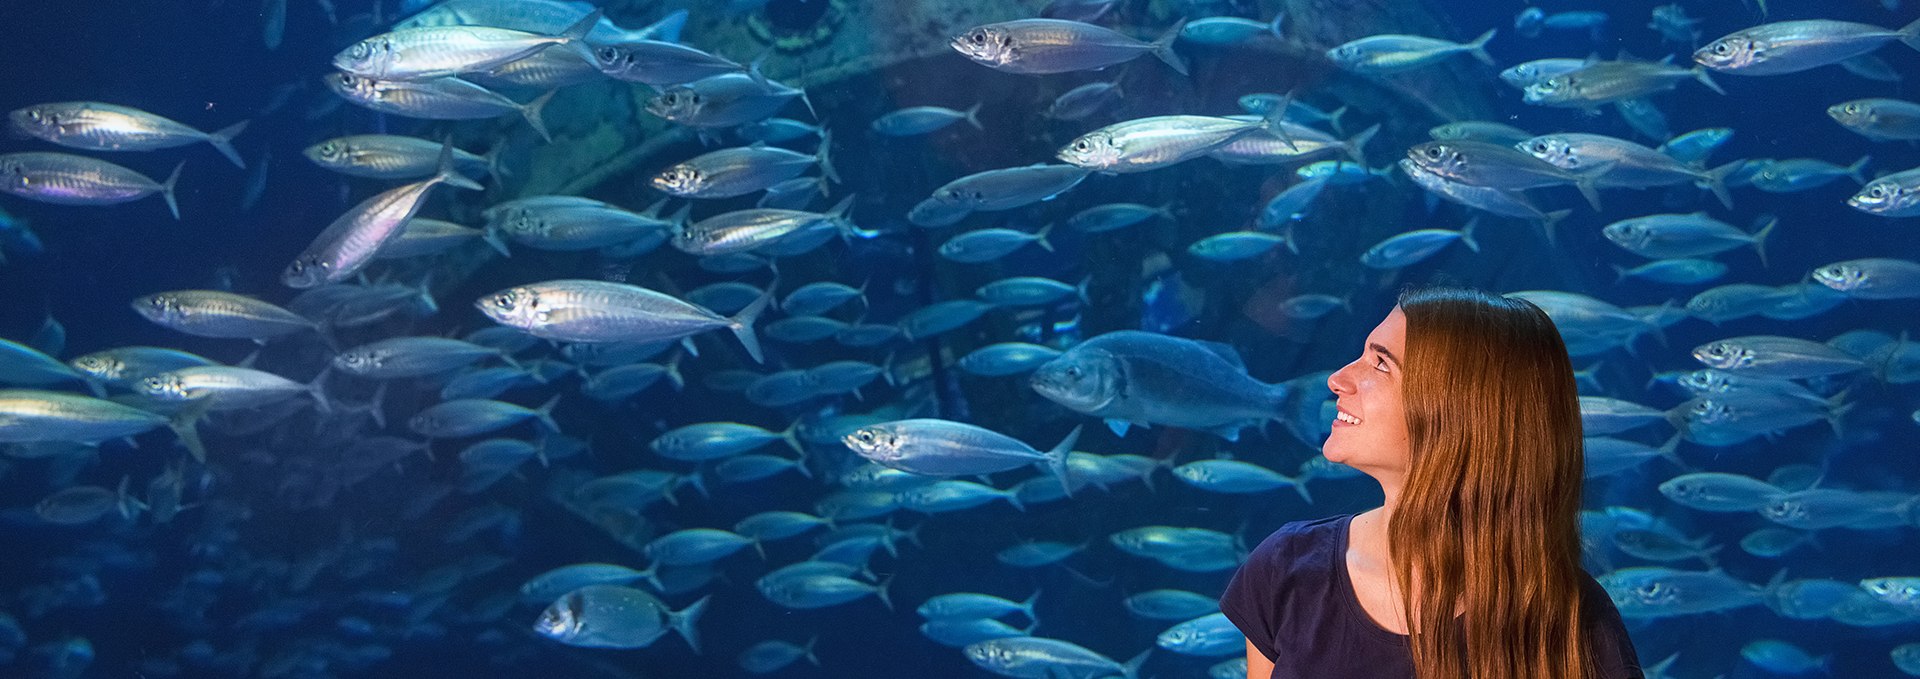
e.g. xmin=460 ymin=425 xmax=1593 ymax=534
xmin=333 ymin=337 xmax=511 ymax=379
xmin=0 ymin=389 xmax=168 ymax=445
xmin=333 ymin=10 xmax=598 ymax=80
xmin=1696 ymin=19 xmax=1920 ymax=75
xmin=9 ymin=102 xmax=247 ymax=168
xmin=672 ymin=196 xmax=853 ymax=257
xmin=1692 ymin=336 xmax=1867 ymax=379
xmin=283 ymin=145 xmax=481 ymax=289
xmin=487 ymin=198 xmax=675 ymax=253
xmin=0 ymin=153 xmax=181 ymax=219
xmin=137 ymin=366 xmax=323 ymax=412
xmin=1603 ymin=213 xmax=1773 ymax=263
xmin=1521 ymin=58 xmax=1722 ymax=108
xmin=1404 ymin=140 xmax=1605 ymax=210
xmin=397 ymin=0 xmax=685 ymax=45
xmin=1813 ymin=258 xmax=1920 ymax=299
xmin=842 ymin=419 xmax=1079 ymax=494
xmin=325 ymin=73 xmax=554 ymax=142
xmin=535 ymin=585 xmax=708 ymax=651
xmin=1518 ymin=133 xmax=1735 ymax=208
xmin=950 ymin=18 xmax=1187 ymax=75
xmin=964 ymin=637 xmax=1149 ymax=679
xmin=476 ymin=279 xmax=770 ymax=362
xmin=1030 ymin=330 xmax=1291 ymax=440
xmin=1828 ymin=99 xmax=1920 ymax=141
xmin=648 ymin=69 xmax=807 ymax=129
xmin=923 ymin=164 xmax=1090 ymax=215
xmin=652 ymin=140 xmax=836 ymax=199
xmin=591 ymin=40 xmax=745 ymax=86
xmin=1599 ymin=567 xmax=1767 ymax=619
xmin=1326 ymin=29 xmax=1496 ymax=74
xmin=132 ymin=290 xmax=317 ymax=341
xmin=68 ymin=346 xmax=215 ymax=389
xmin=1059 ymin=114 xmax=1283 ymax=173
xmin=1398 ymin=160 xmax=1569 ymax=239
xmin=410 ymin=396 xmax=559 ymax=438
xmin=1850 ymin=167 xmax=1920 ymax=217
xmin=301 ymin=135 xmax=491 ymax=180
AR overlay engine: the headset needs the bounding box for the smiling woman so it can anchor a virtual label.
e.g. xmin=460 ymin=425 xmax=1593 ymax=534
xmin=1220 ymin=287 xmax=1646 ymax=679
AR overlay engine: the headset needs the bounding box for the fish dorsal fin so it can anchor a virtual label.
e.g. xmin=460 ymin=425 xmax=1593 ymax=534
xmin=1196 ymin=339 xmax=1246 ymax=371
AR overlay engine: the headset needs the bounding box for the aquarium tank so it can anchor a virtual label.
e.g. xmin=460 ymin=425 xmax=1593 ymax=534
xmin=0 ymin=0 xmax=1916 ymax=677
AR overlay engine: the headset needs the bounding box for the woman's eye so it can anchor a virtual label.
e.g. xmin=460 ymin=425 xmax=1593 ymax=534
xmin=1373 ymin=356 xmax=1389 ymax=372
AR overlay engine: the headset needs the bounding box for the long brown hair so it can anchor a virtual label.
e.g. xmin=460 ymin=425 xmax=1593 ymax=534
xmin=1391 ymin=287 xmax=1595 ymax=679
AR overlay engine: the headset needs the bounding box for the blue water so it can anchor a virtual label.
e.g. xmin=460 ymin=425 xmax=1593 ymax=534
xmin=1 ymin=0 xmax=1918 ymax=677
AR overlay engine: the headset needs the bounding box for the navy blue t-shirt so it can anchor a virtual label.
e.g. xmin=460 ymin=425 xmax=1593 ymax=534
xmin=1220 ymin=513 xmax=1645 ymax=679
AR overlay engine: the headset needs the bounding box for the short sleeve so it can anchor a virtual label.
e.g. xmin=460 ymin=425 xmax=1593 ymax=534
xmin=1580 ymin=574 xmax=1646 ymax=679
xmin=1220 ymin=527 xmax=1294 ymax=663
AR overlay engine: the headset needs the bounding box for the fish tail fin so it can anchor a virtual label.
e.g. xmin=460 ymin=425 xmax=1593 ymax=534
xmin=159 ymin=162 xmax=184 ymax=221
xmin=1123 ymin=649 xmax=1152 ymax=679
xmin=1847 ymin=155 xmax=1871 ymax=184
xmin=815 ymin=129 xmax=841 ymax=184
xmin=1020 ymin=590 xmax=1041 ymax=620
xmin=1033 ymin=222 xmax=1055 ymax=252
xmin=1268 ymin=11 xmax=1286 ymax=40
xmin=1690 ymin=66 xmax=1725 ymax=95
xmin=1900 ymin=17 xmax=1920 ymax=51
xmin=1151 ymin=19 xmax=1190 ymax=76
xmin=533 ymin=394 xmax=561 ymax=434
xmin=306 ymin=367 xmax=334 ymax=414
xmin=669 ymin=594 xmax=709 ymax=655
xmin=874 ymin=574 xmax=896 ymax=612
xmin=1004 ymin=487 xmax=1026 ymax=512
xmin=520 ymin=90 xmax=556 ymax=143
xmin=1459 ymin=217 xmax=1481 ymax=253
xmin=1343 ymin=123 xmax=1379 ymax=165
xmin=1573 ymin=173 xmax=1604 ymax=212
xmin=1539 ymin=209 xmax=1571 ymax=247
xmin=729 ymin=287 xmax=774 ymax=363
xmin=1750 ymin=215 xmax=1778 ymax=267
xmin=1045 ymin=425 xmax=1083 ymax=498
xmin=1291 ymin=475 xmax=1313 ymax=504
xmin=638 ymin=9 xmax=688 ymax=43
xmin=433 ymin=140 xmax=483 ymax=192
xmin=1466 ymin=28 xmax=1498 ymax=66
xmin=169 ymin=399 xmax=214 ymax=463
xmin=1702 ymin=160 xmax=1738 ymax=210
xmin=482 ymin=228 xmax=512 ymax=257
xmin=963 ymin=101 xmax=984 ymax=130
xmin=206 ymin=120 xmax=250 ymax=169
xmin=1611 ymin=263 xmax=1630 ymax=284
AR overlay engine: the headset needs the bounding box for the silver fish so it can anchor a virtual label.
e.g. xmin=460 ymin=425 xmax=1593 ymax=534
xmin=1405 ymin=140 xmax=1604 ymax=210
xmin=302 ymin=135 xmax=491 ymax=180
xmin=1361 ymin=222 xmax=1480 ymax=269
xmin=648 ymin=69 xmax=808 ymax=129
xmin=68 ymin=347 xmax=215 ymax=389
xmin=137 ymin=366 xmax=321 ymax=411
xmin=1696 ymin=19 xmax=1920 ymax=75
xmin=1828 ymin=98 xmax=1920 ymax=141
xmin=872 ymin=103 xmax=982 ymax=136
xmin=9 ymin=102 xmax=247 ymax=168
xmin=0 ymin=152 xmax=181 ymax=219
xmin=1692 ymin=335 xmax=1867 ymax=379
xmin=487 ymin=198 xmax=675 ymax=253
xmin=132 ymin=290 xmax=316 ymax=341
xmin=1517 ymin=133 xmax=1734 ymax=208
xmin=1851 ymin=167 xmax=1920 ymax=216
xmin=844 ymin=419 xmax=1079 ymax=493
xmin=1521 ymin=59 xmax=1722 ymax=108
xmin=333 ymin=337 xmax=511 ymax=379
xmin=376 ymin=218 xmax=489 ymax=259
xmin=652 ymin=140 xmax=836 ymax=199
xmin=325 ymin=73 xmax=553 ymax=141
xmin=951 ymin=18 xmax=1187 ymax=75
xmin=476 ymin=279 xmax=769 ymax=362
xmin=283 ymin=146 xmax=480 ymax=288
xmin=1813 ymin=258 xmax=1920 ymax=299
xmin=591 ymin=39 xmax=745 ymax=86
xmin=1602 ymin=213 xmax=1774 ymax=263
xmin=1326 ymin=29 xmax=1495 ymax=74
xmin=334 ymin=11 xmax=598 ymax=80
xmin=1060 ymin=115 xmax=1281 ymax=173
xmin=922 ymin=164 xmax=1090 ymax=217
xmin=0 ymin=389 xmax=168 ymax=445
xmin=1499 ymin=58 xmax=1586 ymax=88
xmin=673 ymin=196 xmax=853 ymax=257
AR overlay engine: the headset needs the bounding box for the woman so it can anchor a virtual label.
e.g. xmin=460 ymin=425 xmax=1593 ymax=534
xmin=1220 ymin=287 xmax=1644 ymax=679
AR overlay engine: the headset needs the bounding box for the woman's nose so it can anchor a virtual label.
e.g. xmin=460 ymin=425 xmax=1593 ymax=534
xmin=1327 ymin=363 xmax=1355 ymax=395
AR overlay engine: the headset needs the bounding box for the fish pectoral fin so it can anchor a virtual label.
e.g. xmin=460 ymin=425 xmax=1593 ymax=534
xmin=1105 ymin=419 xmax=1132 ymax=437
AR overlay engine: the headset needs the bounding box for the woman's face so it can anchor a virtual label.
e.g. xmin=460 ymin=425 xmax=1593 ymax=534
xmin=1325 ymin=306 xmax=1411 ymax=476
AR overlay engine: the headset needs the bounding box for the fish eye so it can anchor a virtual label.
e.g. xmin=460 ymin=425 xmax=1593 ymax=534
xmin=970 ymin=30 xmax=987 ymax=45
xmin=26 ymin=110 xmax=41 ymax=122
xmin=1424 ymin=147 xmax=1442 ymax=159
xmin=1531 ymin=142 xmax=1548 ymax=152
xmin=1073 ymin=140 xmax=1089 ymax=151
xmin=596 ymin=47 xmax=618 ymax=61
xmin=1713 ymin=43 xmax=1730 ymax=55
xmin=1871 ymin=187 xmax=1886 ymax=198
xmin=493 ymin=293 xmax=516 ymax=309
xmin=1065 ymin=366 xmax=1081 ymax=378
xmin=1846 ymin=104 xmax=1860 ymax=114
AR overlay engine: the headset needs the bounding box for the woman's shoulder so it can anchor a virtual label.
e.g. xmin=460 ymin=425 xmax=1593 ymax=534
xmin=1245 ymin=513 xmax=1354 ymax=569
